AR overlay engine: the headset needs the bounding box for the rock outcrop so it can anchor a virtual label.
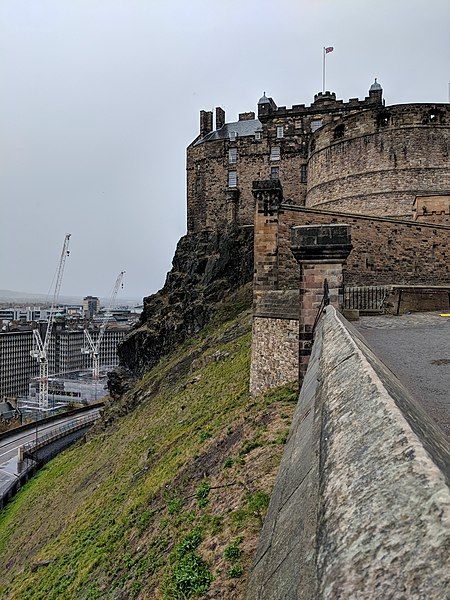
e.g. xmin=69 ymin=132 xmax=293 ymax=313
xmin=109 ymin=226 xmax=254 ymax=394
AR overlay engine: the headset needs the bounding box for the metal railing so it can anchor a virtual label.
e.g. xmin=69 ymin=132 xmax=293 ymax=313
xmin=312 ymin=279 xmax=330 ymax=336
xmin=20 ymin=414 xmax=98 ymax=459
xmin=343 ymin=285 xmax=390 ymax=312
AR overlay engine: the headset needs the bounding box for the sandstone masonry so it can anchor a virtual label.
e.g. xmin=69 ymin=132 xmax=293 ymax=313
xmin=249 ymin=182 xmax=450 ymax=395
xmin=187 ymin=82 xmax=449 ymax=232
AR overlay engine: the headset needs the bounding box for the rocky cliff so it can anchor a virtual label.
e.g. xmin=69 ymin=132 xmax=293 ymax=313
xmin=110 ymin=226 xmax=254 ymax=394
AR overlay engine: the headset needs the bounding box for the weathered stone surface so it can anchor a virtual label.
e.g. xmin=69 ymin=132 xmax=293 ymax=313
xmin=317 ymin=308 xmax=450 ymax=598
xmin=250 ymin=316 xmax=299 ymax=396
xmin=250 ymin=189 xmax=450 ymax=396
xmin=247 ymin=307 xmax=450 ymax=599
xmin=109 ymin=226 xmax=253 ymax=390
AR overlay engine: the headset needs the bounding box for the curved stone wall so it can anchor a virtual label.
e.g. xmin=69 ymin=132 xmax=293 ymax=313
xmin=306 ymin=104 xmax=450 ymax=217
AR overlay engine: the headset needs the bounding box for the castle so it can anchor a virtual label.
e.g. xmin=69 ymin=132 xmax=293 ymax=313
xmin=187 ymin=80 xmax=449 ymax=231
xmin=187 ymin=81 xmax=450 ymax=395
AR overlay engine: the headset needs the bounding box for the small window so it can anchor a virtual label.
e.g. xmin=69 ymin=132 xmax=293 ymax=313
xmin=300 ymin=165 xmax=307 ymax=183
xmin=276 ymin=126 xmax=284 ymax=138
xmin=255 ymin=131 xmax=262 ymax=140
xmin=311 ymin=119 xmax=323 ymax=132
xmin=377 ymin=112 xmax=390 ymax=127
xmin=229 ymin=148 xmax=237 ymax=164
xmin=427 ymin=110 xmax=441 ymax=124
xmin=334 ymin=124 xmax=345 ymax=139
xmin=270 ymin=146 xmax=280 ymax=161
xmin=270 ymin=166 xmax=279 ymax=179
xmin=228 ymin=171 xmax=237 ymax=187
xmin=229 ymin=131 xmax=237 ymax=141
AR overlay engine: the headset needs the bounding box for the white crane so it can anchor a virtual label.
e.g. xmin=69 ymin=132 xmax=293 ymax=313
xmin=30 ymin=234 xmax=71 ymax=411
xmin=82 ymin=271 xmax=125 ymax=379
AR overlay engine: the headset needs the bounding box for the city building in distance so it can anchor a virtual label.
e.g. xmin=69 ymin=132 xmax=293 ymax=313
xmin=83 ymin=296 xmax=100 ymax=319
xmin=0 ymin=299 xmax=141 ymax=409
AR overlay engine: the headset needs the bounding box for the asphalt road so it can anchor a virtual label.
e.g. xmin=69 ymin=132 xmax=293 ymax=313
xmin=0 ymin=408 xmax=101 ymax=496
xmin=356 ymin=312 xmax=450 ymax=437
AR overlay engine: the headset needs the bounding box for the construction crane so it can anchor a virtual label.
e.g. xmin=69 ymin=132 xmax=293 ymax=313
xmin=30 ymin=234 xmax=71 ymax=411
xmin=82 ymin=271 xmax=125 ymax=379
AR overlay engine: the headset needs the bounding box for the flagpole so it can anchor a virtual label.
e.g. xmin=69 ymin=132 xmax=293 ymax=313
xmin=322 ymin=47 xmax=325 ymax=92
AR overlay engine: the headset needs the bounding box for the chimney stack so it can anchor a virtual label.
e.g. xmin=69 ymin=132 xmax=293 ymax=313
xmin=216 ymin=107 xmax=225 ymax=130
xmin=200 ymin=110 xmax=213 ymax=137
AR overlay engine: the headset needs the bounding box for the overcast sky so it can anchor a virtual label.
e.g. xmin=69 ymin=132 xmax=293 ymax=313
xmin=1 ymin=0 xmax=449 ymax=301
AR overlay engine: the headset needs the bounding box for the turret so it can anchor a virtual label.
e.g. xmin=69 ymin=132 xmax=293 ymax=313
xmin=257 ymin=92 xmax=277 ymax=121
xmin=369 ymin=78 xmax=383 ymax=104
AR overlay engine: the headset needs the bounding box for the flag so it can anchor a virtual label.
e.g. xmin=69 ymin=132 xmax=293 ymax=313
xmin=325 ymin=46 xmax=334 ymax=54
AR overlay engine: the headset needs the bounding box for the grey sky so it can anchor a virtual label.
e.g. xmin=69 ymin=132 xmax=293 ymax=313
xmin=1 ymin=0 xmax=449 ymax=300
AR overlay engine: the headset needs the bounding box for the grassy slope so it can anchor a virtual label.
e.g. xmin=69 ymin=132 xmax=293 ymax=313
xmin=0 ymin=303 xmax=297 ymax=599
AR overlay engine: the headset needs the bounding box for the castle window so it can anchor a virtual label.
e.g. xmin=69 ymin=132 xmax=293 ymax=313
xmin=255 ymin=131 xmax=262 ymax=140
xmin=270 ymin=167 xmax=279 ymax=179
xmin=270 ymin=146 xmax=280 ymax=161
xmin=311 ymin=119 xmax=323 ymax=132
xmin=229 ymin=131 xmax=238 ymax=141
xmin=300 ymin=165 xmax=307 ymax=183
xmin=229 ymin=148 xmax=237 ymax=164
xmin=377 ymin=112 xmax=390 ymax=127
xmin=333 ymin=124 xmax=345 ymax=139
xmin=228 ymin=171 xmax=237 ymax=187
xmin=276 ymin=126 xmax=284 ymax=138
xmin=426 ymin=109 xmax=441 ymax=124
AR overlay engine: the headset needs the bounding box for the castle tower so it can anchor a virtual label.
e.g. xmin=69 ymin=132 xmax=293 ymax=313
xmin=369 ymin=78 xmax=383 ymax=103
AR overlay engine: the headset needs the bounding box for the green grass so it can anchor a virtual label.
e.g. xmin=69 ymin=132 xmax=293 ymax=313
xmin=0 ymin=303 xmax=298 ymax=599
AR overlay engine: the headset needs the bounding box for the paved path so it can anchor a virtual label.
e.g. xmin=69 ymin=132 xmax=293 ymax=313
xmin=0 ymin=408 xmax=101 ymax=497
xmin=356 ymin=312 xmax=450 ymax=437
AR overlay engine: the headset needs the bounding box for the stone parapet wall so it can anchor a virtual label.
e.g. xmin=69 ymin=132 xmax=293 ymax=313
xmin=247 ymin=307 xmax=450 ymax=599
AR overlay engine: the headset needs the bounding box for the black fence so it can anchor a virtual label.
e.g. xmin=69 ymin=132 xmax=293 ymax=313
xmin=343 ymin=286 xmax=390 ymax=312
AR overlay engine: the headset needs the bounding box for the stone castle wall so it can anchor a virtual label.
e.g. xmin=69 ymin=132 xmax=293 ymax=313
xmin=187 ymin=88 xmax=449 ymax=232
xmin=306 ymin=105 xmax=450 ymax=217
xmin=250 ymin=188 xmax=450 ymax=394
xmin=186 ymin=123 xmax=307 ymax=233
xmin=294 ymin=207 xmax=450 ymax=286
